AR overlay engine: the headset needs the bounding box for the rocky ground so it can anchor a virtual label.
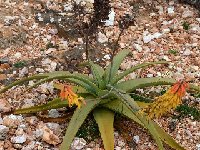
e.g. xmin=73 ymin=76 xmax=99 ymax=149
xmin=0 ymin=0 xmax=200 ymax=150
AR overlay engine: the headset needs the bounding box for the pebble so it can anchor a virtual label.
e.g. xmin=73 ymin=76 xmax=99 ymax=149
xmin=118 ymin=140 xmax=125 ymax=147
xmin=48 ymin=109 xmax=61 ymax=118
xmin=182 ymin=10 xmax=194 ymax=18
xmin=41 ymin=125 xmax=60 ymax=145
xmin=71 ymin=137 xmax=87 ymax=150
xmin=0 ymin=98 xmax=11 ymax=113
xmin=3 ymin=115 xmax=24 ymax=128
xmin=0 ymin=125 xmax=9 ymax=140
xmin=167 ymin=6 xmax=174 ymax=14
xmin=14 ymin=52 xmax=22 ymax=59
xmin=98 ymin=32 xmax=108 ymax=43
xmin=183 ymin=49 xmax=192 ymax=56
xmin=11 ymin=134 xmax=27 ymax=144
xmin=133 ymin=44 xmax=142 ymax=52
xmin=19 ymin=67 xmax=28 ymax=77
xmin=133 ymin=135 xmax=140 ymax=144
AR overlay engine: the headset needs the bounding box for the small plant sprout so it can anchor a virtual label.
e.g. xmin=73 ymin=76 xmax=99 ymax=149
xmin=1 ymin=50 xmax=200 ymax=150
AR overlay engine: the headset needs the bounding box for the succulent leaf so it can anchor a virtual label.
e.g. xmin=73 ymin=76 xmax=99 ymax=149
xmin=111 ymin=61 xmax=169 ymax=84
xmin=13 ymin=98 xmax=67 ymax=114
xmin=116 ymin=77 xmax=176 ymax=92
xmin=93 ymin=108 xmax=114 ymax=150
xmin=60 ymin=98 xmax=101 ymax=150
xmin=104 ymin=50 xmax=130 ymax=84
xmin=89 ymin=61 xmax=105 ymax=89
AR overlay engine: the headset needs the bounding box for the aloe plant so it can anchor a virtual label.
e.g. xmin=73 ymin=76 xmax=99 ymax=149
xmin=1 ymin=49 xmax=199 ymax=150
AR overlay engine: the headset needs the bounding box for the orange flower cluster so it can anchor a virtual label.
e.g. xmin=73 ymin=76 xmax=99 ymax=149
xmin=141 ymin=81 xmax=188 ymax=119
xmin=60 ymin=85 xmax=85 ymax=108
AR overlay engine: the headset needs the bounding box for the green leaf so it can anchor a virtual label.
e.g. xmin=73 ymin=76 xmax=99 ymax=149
xmin=93 ymin=108 xmax=114 ymax=150
xmin=110 ymin=89 xmax=140 ymax=112
xmin=116 ymin=77 xmax=176 ymax=92
xmin=0 ymin=75 xmax=46 ymax=94
xmin=13 ymin=98 xmax=67 ymax=114
xmin=60 ymin=98 xmax=101 ymax=150
xmin=103 ymin=99 xmax=185 ymax=150
xmin=103 ymin=99 xmax=164 ymax=150
xmin=102 ymin=99 xmax=142 ymax=125
xmin=104 ymin=50 xmax=130 ymax=84
xmin=88 ymin=61 xmax=105 ymax=89
xmin=111 ymin=61 xmax=169 ymax=84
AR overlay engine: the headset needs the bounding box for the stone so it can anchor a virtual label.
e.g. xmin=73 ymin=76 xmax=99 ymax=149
xmin=167 ymin=6 xmax=174 ymax=14
xmin=104 ymin=8 xmax=115 ymax=26
xmin=71 ymin=137 xmax=86 ymax=150
xmin=118 ymin=140 xmax=125 ymax=147
xmin=48 ymin=109 xmax=60 ymax=118
xmin=0 ymin=98 xmax=11 ymax=112
xmin=133 ymin=44 xmax=142 ymax=52
xmin=98 ymin=32 xmax=108 ymax=43
xmin=133 ymin=135 xmax=140 ymax=144
xmin=0 ymin=125 xmax=9 ymax=140
xmin=45 ymin=123 xmax=62 ymax=136
xmin=19 ymin=67 xmax=28 ymax=77
xmin=3 ymin=115 xmax=24 ymax=128
xmin=48 ymin=28 xmax=58 ymax=35
xmin=11 ymin=134 xmax=27 ymax=144
xmin=143 ymin=34 xmax=153 ymax=43
xmin=14 ymin=52 xmax=22 ymax=59
xmin=41 ymin=125 xmax=60 ymax=145
xmin=182 ymin=10 xmax=194 ymax=18
xmin=45 ymin=48 xmax=57 ymax=54
xmin=103 ymin=54 xmax=111 ymax=60
xmin=183 ymin=49 xmax=191 ymax=56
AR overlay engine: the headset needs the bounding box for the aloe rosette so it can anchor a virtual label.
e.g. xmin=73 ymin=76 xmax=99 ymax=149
xmin=1 ymin=49 xmax=199 ymax=150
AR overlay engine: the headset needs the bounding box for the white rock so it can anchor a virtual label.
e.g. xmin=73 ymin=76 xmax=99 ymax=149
xmin=36 ymin=68 xmax=45 ymax=73
xmin=182 ymin=10 xmax=194 ymax=18
xmin=0 ymin=98 xmax=11 ymax=112
xmin=49 ymin=29 xmax=58 ymax=35
xmin=71 ymin=137 xmax=86 ymax=150
xmin=167 ymin=6 xmax=174 ymax=14
xmin=156 ymin=6 xmax=164 ymax=14
xmin=118 ymin=140 xmax=125 ymax=147
xmin=196 ymin=144 xmax=200 ymax=150
xmin=162 ymin=55 xmax=171 ymax=61
xmin=63 ymin=4 xmax=73 ymax=11
xmin=196 ymin=18 xmax=200 ymax=23
xmin=133 ymin=44 xmax=142 ymax=52
xmin=147 ymin=74 xmax=153 ymax=78
xmin=11 ymin=134 xmax=27 ymax=144
xmin=14 ymin=52 xmax=22 ymax=58
xmin=153 ymin=32 xmax=162 ymax=38
xmin=183 ymin=49 xmax=191 ymax=56
xmin=104 ymin=8 xmax=115 ymax=26
xmin=0 ymin=125 xmax=9 ymax=140
xmin=143 ymin=35 xmax=153 ymax=43
xmin=133 ymin=135 xmax=140 ymax=144
xmin=162 ymin=28 xmax=170 ymax=33
xmin=103 ymin=54 xmax=111 ymax=60
xmin=19 ymin=67 xmax=28 ymax=77
xmin=115 ymin=146 xmax=121 ymax=150
xmin=98 ymin=32 xmax=108 ymax=43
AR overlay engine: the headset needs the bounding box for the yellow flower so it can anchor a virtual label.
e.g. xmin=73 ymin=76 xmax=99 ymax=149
xmin=141 ymin=81 xmax=188 ymax=119
xmin=60 ymin=85 xmax=86 ymax=108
